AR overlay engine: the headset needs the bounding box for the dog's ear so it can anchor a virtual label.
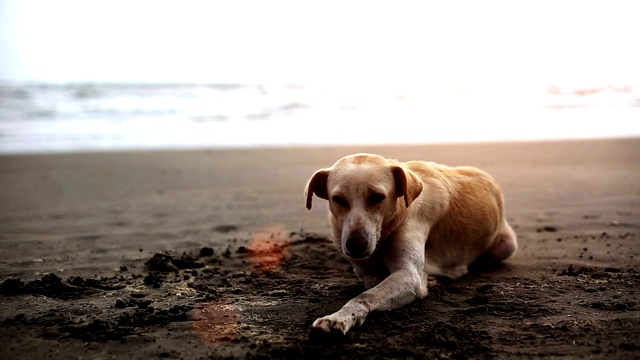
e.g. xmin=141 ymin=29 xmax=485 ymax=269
xmin=391 ymin=165 xmax=423 ymax=207
xmin=304 ymin=169 xmax=330 ymax=210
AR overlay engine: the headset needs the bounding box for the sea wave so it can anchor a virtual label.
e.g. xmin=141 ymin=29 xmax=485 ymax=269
xmin=0 ymin=82 xmax=638 ymax=153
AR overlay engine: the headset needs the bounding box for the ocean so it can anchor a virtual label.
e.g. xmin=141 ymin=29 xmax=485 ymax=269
xmin=1 ymin=82 xmax=639 ymax=154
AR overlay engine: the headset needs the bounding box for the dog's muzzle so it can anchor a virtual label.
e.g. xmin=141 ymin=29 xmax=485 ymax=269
xmin=344 ymin=232 xmax=370 ymax=259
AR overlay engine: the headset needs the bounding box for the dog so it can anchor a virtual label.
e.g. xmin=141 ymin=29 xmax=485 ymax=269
xmin=304 ymin=153 xmax=517 ymax=337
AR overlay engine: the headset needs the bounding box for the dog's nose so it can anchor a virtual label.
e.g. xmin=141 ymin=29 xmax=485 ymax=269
xmin=345 ymin=234 xmax=369 ymax=259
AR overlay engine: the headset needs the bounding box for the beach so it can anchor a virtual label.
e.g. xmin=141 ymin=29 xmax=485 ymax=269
xmin=0 ymin=138 xmax=639 ymax=359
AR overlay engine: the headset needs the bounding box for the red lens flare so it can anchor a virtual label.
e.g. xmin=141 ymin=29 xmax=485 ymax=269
xmin=192 ymin=298 xmax=240 ymax=346
xmin=246 ymin=225 xmax=290 ymax=275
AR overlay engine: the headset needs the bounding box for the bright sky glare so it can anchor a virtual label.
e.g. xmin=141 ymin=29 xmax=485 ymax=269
xmin=1 ymin=0 xmax=639 ymax=87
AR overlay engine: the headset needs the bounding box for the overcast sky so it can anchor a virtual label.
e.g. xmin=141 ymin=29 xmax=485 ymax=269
xmin=1 ymin=0 xmax=639 ymax=86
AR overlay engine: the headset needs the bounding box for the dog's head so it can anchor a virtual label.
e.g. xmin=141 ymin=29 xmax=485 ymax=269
xmin=305 ymin=153 xmax=423 ymax=260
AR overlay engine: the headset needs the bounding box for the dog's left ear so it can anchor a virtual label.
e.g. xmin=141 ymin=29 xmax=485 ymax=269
xmin=304 ymin=169 xmax=330 ymax=210
xmin=391 ymin=165 xmax=423 ymax=207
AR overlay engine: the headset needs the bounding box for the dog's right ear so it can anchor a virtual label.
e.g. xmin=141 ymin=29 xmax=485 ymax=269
xmin=304 ymin=169 xmax=330 ymax=210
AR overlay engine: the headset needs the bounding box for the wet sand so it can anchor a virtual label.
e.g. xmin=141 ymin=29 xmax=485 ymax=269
xmin=1 ymin=138 xmax=639 ymax=359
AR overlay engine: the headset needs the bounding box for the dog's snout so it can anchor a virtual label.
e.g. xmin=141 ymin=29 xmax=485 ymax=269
xmin=345 ymin=233 xmax=369 ymax=259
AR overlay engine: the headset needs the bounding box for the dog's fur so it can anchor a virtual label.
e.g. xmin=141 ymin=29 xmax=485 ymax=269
xmin=304 ymin=153 xmax=517 ymax=336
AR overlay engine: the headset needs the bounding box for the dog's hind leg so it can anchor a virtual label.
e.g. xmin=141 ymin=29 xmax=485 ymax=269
xmin=432 ymin=264 xmax=469 ymax=280
xmin=485 ymin=219 xmax=518 ymax=262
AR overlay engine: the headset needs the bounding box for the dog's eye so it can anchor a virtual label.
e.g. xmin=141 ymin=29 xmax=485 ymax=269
xmin=368 ymin=192 xmax=386 ymax=205
xmin=332 ymin=195 xmax=348 ymax=207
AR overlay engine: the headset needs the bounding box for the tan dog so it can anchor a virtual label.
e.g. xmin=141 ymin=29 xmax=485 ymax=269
xmin=305 ymin=153 xmax=517 ymax=337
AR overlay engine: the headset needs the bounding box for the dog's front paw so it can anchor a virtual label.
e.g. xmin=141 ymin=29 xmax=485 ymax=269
xmin=308 ymin=301 xmax=369 ymax=340
xmin=309 ymin=315 xmax=352 ymax=338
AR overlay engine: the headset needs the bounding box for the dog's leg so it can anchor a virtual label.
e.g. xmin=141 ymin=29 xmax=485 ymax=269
xmin=434 ymin=264 xmax=468 ymax=280
xmin=310 ymin=261 xmax=427 ymax=336
xmin=310 ymin=231 xmax=428 ymax=336
xmin=486 ymin=219 xmax=517 ymax=262
xmin=351 ymin=259 xmax=389 ymax=290
xmin=361 ymin=273 xmax=387 ymax=290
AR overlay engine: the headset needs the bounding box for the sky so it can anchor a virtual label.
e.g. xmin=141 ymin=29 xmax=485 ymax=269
xmin=1 ymin=0 xmax=639 ymax=87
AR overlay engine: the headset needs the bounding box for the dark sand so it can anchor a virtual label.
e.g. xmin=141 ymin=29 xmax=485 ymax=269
xmin=1 ymin=138 xmax=639 ymax=359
